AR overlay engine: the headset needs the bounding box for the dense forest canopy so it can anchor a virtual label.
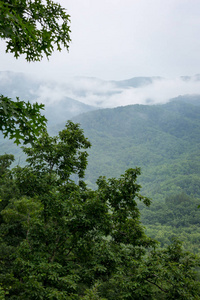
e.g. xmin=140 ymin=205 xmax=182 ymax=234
xmin=0 ymin=1 xmax=200 ymax=298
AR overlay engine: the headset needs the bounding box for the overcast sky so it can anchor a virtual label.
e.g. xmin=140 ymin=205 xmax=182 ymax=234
xmin=1 ymin=0 xmax=200 ymax=82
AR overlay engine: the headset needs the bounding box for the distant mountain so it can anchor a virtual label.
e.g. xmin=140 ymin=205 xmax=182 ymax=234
xmin=72 ymin=98 xmax=200 ymax=200
xmin=0 ymin=71 xmax=41 ymax=100
xmin=180 ymin=74 xmax=200 ymax=82
xmin=46 ymin=97 xmax=97 ymax=134
xmin=169 ymin=94 xmax=200 ymax=106
xmin=2 ymin=71 xmax=200 ymax=108
xmin=111 ymin=76 xmax=162 ymax=88
xmin=72 ymin=76 xmax=162 ymax=89
xmin=0 ymin=71 xmax=98 ymax=130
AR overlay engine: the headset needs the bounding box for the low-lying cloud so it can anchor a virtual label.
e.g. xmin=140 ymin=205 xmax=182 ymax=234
xmin=1 ymin=71 xmax=200 ymax=109
xmin=60 ymin=75 xmax=200 ymax=108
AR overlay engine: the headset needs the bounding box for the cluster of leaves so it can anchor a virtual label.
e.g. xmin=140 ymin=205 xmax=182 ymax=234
xmin=0 ymin=122 xmax=200 ymax=299
xmin=0 ymin=95 xmax=47 ymax=145
xmin=0 ymin=0 xmax=71 ymax=61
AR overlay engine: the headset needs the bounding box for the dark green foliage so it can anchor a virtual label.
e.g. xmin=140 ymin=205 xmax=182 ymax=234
xmin=0 ymin=154 xmax=14 ymax=177
xmin=0 ymin=95 xmax=47 ymax=145
xmin=0 ymin=0 xmax=71 ymax=61
xmin=0 ymin=154 xmax=18 ymax=213
xmin=23 ymin=121 xmax=91 ymax=180
xmin=143 ymin=239 xmax=200 ymax=299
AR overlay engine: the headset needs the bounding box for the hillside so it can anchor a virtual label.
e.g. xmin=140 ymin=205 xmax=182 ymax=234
xmin=72 ymin=99 xmax=200 ymax=198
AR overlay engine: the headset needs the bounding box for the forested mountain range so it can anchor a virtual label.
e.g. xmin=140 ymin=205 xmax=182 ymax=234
xmin=1 ymin=71 xmax=200 ymax=253
xmin=73 ymin=97 xmax=200 ymax=197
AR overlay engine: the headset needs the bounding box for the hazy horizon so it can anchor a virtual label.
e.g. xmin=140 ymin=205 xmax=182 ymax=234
xmin=1 ymin=70 xmax=200 ymax=109
xmin=1 ymin=0 xmax=200 ymax=83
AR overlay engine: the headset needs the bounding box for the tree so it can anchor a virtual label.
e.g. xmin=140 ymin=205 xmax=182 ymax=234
xmin=0 ymin=122 xmax=199 ymax=299
xmin=0 ymin=95 xmax=47 ymax=144
xmin=0 ymin=0 xmax=71 ymax=61
xmin=0 ymin=0 xmax=71 ymax=144
xmin=0 ymin=154 xmax=18 ymax=213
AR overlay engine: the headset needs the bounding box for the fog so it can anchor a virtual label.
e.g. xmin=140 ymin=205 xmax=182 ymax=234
xmin=1 ymin=71 xmax=200 ymax=110
xmin=35 ymin=75 xmax=200 ymax=108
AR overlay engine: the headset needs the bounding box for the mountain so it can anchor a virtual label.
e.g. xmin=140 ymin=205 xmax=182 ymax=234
xmin=72 ymin=98 xmax=200 ymax=201
xmin=0 ymin=71 xmax=98 ymax=129
xmin=111 ymin=76 xmax=162 ymax=88
xmin=45 ymin=97 xmax=97 ymax=134
xmin=0 ymin=71 xmax=41 ymax=100
xmin=169 ymin=94 xmax=200 ymax=106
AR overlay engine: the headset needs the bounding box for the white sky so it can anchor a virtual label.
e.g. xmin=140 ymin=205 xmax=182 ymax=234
xmin=1 ymin=0 xmax=200 ymax=82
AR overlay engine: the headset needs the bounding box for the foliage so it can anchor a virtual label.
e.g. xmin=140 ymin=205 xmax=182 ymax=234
xmin=0 ymin=122 xmax=200 ymax=299
xmin=0 ymin=0 xmax=71 ymax=61
xmin=0 ymin=95 xmax=47 ymax=144
xmin=0 ymin=154 xmax=19 ymax=215
xmin=0 ymin=0 xmax=71 ymax=144
xmin=0 ymin=154 xmax=14 ymax=177
xmin=23 ymin=121 xmax=91 ymax=180
xmin=142 ymin=239 xmax=200 ymax=299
